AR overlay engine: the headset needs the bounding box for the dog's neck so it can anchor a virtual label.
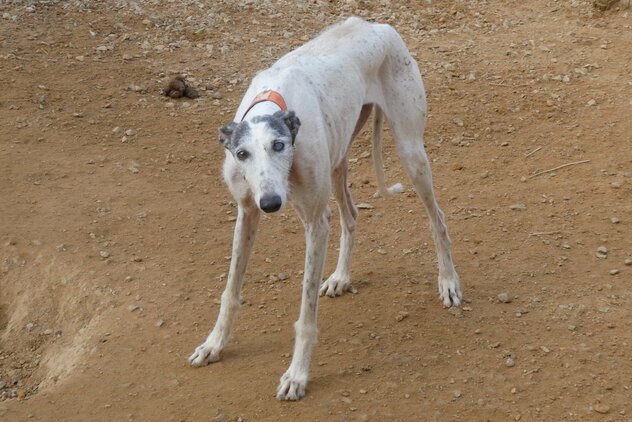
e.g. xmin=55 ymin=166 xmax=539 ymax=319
xmin=241 ymin=100 xmax=282 ymax=121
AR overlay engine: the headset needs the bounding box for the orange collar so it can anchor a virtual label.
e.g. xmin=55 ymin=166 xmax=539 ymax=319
xmin=241 ymin=90 xmax=288 ymax=121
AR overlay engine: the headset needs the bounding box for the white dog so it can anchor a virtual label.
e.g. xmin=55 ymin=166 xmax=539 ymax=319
xmin=189 ymin=17 xmax=462 ymax=400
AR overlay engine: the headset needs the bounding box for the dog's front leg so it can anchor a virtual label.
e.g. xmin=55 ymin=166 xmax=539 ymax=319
xmin=189 ymin=204 xmax=260 ymax=366
xmin=276 ymin=212 xmax=330 ymax=400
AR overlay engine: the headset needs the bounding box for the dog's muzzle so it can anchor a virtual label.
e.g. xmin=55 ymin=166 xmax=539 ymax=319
xmin=259 ymin=195 xmax=282 ymax=213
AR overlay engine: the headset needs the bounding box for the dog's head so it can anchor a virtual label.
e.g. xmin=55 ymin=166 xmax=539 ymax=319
xmin=219 ymin=110 xmax=301 ymax=213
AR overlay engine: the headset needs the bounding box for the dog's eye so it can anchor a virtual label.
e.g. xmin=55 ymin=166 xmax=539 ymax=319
xmin=272 ymin=141 xmax=285 ymax=152
xmin=236 ymin=150 xmax=249 ymax=161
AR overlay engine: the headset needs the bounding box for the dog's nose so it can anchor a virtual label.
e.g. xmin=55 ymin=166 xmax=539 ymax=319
xmin=259 ymin=195 xmax=282 ymax=213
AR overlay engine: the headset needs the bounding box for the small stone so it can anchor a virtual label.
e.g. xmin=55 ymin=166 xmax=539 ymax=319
xmin=509 ymin=203 xmax=527 ymax=211
xmin=125 ymin=129 xmax=135 ymax=136
xmin=505 ymin=357 xmax=515 ymax=367
xmin=625 ymin=258 xmax=632 ymax=266
xmin=359 ymin=389 xmax=367 ymax=394
xmin=593 ymin=403 xmax=610 ymax=414
xmin=609 ymin=269 xmax=619 ymax=275
xmin=16 ymin=389 xmax=27 ymax=400
xmin=498 ymin=292 xmax=513 ymax=303
xmin=75 ymin=55 xmax=84 ymax=62
xmin=112 ymin=126 xmax=124 ymax=135
xmin=567 ymin=324 xmax=576 ymax=331
xmin=376 ymin=249 xmax=387 ymax=255
xmin=128 ymin=305 xmax=140 ymax=312
xmin=396 ymin=311 xmax=409 ymax=322
xmin=278 ymin=273 xmax=289 ymax=281
xmin=155 ymin=319 xmax=165 ymax=327
xmin=357 ymin=203 xmax=374 ymax=209
xmin=611 ymin=181 xmax=621 ymax=189
xmin=100 ymin=250 xmax=110 ymax=258
xmin=610 ymin=217 xmax=620 ymax=224
xmin=596 ymin=246 xmax=608 ymax=259
xmin=587 ymin=99 xmax=596 ymax=106
xmin=454 ymin=390 xmax=462 ymax=398
xmin=26 ymin=323 xmax=34 ymax=332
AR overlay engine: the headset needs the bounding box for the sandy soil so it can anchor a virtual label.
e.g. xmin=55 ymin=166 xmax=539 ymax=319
xmin=1 ymin=0 xmax=631 ymax=420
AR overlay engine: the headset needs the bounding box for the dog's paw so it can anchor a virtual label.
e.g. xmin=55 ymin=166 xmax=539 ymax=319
xmin=276 ymin=371 xmax=307 ymax=401
xmin=438 ymin=275 xmax=462 ymax=308
xmin=319 ymin=274 xmax=356 ymax=297
xmin=188 ymin=343 xmax=221 ymax=367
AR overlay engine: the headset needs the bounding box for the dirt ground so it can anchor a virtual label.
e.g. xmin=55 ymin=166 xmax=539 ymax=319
xmin=1 ymin=0 xmax=631 ymax=420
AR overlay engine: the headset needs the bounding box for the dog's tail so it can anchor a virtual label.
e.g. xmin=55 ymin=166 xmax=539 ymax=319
xmin=372 ymin=106 xmax=404 ymax=197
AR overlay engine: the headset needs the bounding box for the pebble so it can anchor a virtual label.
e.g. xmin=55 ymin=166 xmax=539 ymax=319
xmin=509 ymin=203 xmax=527 ymax=211
xmin=595 ymin=246 xmax=608 ymax=259
xmin=100 ymin=250 xmax=110 ymax=258
xmin=277 ymin=273 xmax=289 ymax=281
xmin=26 ymin=322 xmax=34 ymax=332
xmin=610 ymin=217 xmax=620 ymax=224
xmin=498 ymin=292 xmax=513 ymax=303
xmin=396 ymin=311 xmax=409 ymax=322
xmin=128 ymin=305 xmax=140 ymax=312
xmin=625 ymin=258 xmax=632 ymax=266
xmin=609 ymin=269 xmax=619 ymax=275
xmin=155 ymin=319 xmax=165 ymax=327
xmin=593 ymin=403 xmax=610 ymax=414
xmin=505 ymin=357 xmax=515 ymax=367
xmin=357 ymin=203 xmax=374 ymax=209
xmin=611 ymin=181 xmax=621 ymax=189
xmin=453 ymin=390 xmax=462 ymax=398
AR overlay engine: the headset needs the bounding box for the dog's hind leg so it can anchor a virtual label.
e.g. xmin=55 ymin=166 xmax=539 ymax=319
xmin=395 ymin=139 xmax=461 ymax=307
xmin=320 ymin=158 xmax=358 ymax=297
xmin=379 ymin=46 xmax=461 ymax=306
xmin=188 ymin=203 xmax=260 ymax=366
xmin=384 ymin=102 xmax=461 ymax=307
xmin=277 ymin=210 xmax=330 ymax=400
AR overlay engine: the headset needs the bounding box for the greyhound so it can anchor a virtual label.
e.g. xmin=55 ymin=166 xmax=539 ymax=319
xmin=188 ymin=17 xmax=462 ymax=401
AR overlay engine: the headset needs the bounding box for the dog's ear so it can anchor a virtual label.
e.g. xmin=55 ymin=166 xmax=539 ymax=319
xmin=274 ymin=110 xmax=301 ymax=145
xmin=218 ymin=122 xmax=238 ymax=147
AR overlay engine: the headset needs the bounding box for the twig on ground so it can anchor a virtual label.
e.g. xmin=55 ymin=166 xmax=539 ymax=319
xmin=525 ymin=146 xmax=542 ymax=158
xmin=528 ymin=160 xmax=590 ymax=179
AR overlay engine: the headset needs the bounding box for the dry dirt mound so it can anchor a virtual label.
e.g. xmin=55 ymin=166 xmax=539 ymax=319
xmin=1 ymin=0 xmax=631 ymax=420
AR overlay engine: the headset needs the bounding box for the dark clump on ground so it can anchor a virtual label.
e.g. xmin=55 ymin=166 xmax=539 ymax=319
xmin=162 ymin=75 xmax=199 ymax=99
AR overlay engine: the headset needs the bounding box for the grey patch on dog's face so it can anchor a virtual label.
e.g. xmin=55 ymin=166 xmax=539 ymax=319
xmin=218 ymin=121 xmax=251 ymax=151
xmin=250 ymin=114 xmax=292 ymax=140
